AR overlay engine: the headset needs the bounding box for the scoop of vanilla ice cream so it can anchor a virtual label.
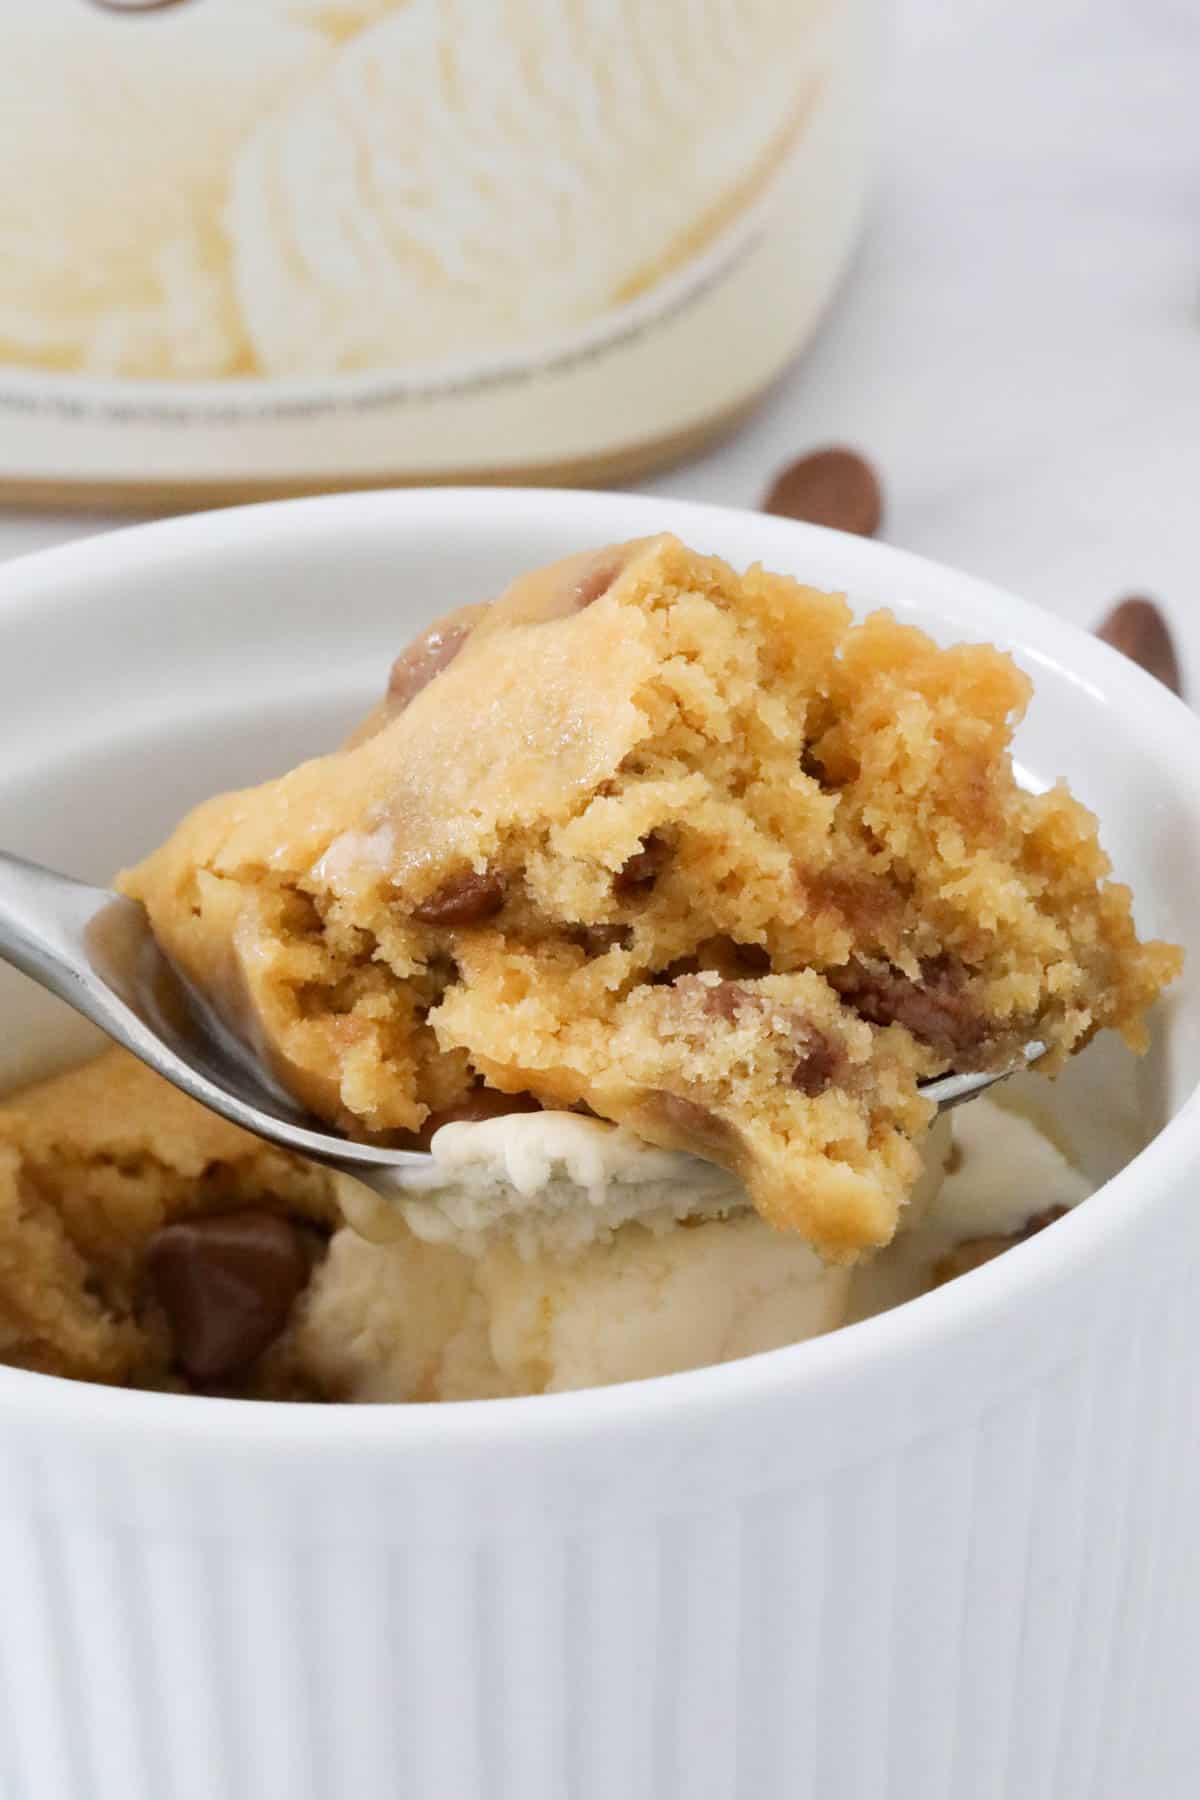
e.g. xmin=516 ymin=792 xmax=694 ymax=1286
xmin=228 ymin=0 xmax=823 ymax=373
xmin=288 ymin=1105 xmax=1085 ymax=1402
xmin=0 ymin=0 xmax=325 ymax=376
xmin=289 ymin=1113 xmax=954 ymax=1400
xmin=291 ymin=1210 xmax=851 ymax=1401
xmin=475 ymin=1219 xmax=849 ymax=1395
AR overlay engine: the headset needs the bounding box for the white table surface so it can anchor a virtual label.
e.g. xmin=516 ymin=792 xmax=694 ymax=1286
xmin=2 ymin=0 xmax=1196 ymax=683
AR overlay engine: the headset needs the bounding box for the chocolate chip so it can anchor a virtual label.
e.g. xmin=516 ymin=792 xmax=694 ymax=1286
xmin=613 ymin=833 xmax=670 ymax=895
xmin=648 ymin=1091 xmax=733 ymax=1151
xmin=405 ymin=1085 xmax=543 ymax=1151
xmin=790 ymin=1029 xmax=841 ymax=1097
xmin=677 ymin=975 xmax=842 ymax=1091
xmin=146 ymin=1210 xmax=312 ymax=1386
xmin=387 ymin=620 xmax=474 ymax=711
xmin=702 ymin=980 xmax=751 ymax=1022
xmin=829 ymin=956 xmax=987 ymax=1061
xmin=676 ymin=975 xmax=759 ymax=1023
xmin=572 ymin=558 xmax=623 ymax=608
xmin=763 ymin=448 xmax=883 ymax=538
xmin=412 ymin=870 xmax=506 ymax=926
xmin=1095 ymin=596 xmax=1183 ymax=697
xmin=1020 ymin=1204 xmax=1071 ymax=1236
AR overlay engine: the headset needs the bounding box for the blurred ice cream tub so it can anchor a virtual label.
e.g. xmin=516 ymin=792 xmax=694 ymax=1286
xmin=0 ymin=0 xmax=877 ymax=506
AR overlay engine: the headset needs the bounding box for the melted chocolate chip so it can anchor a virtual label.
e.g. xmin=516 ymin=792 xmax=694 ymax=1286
xmin=649 ymin=1091 xmax=732 ymax=1151
xmin=829 ymin=957 xmax=986 ymax=1060
xmin=790 ymin=1030 xmax=842 ymax=1097
xmin=699 ymin=980 xmax=752 ymax=1022
xmin=412 ymin=871 xmax=506 ymax=926
xmin=387 ymin=621 xmax=473 ymax=711
xmin=572 ymin=558 xmax=623 ymax=608
xmin=676 ymin=975 xmax=763 ymax=1024
xmin=146 ymin=1211 xmax=312 ymax=1386
xmin=613 ymin=833 xmax=670 ymax=895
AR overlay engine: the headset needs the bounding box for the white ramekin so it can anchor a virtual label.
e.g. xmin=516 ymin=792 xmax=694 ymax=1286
xmin=0 ymin=490 xmax=1198 ymax=1800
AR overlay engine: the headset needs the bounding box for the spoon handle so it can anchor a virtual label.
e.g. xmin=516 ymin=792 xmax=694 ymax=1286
xmin=0 ymin=849 xmax=436 ymax=1191
xmin=0 ymin=849 xmax=124 ymax=1018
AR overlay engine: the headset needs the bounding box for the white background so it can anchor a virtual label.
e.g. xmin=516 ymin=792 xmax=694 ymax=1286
xmin=2 ymin=0 xmax=1197 ymax=685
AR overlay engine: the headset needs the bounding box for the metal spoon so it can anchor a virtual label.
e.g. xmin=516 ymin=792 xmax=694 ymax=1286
xmin=0 ymin=849 xmax=1042 ymax=1202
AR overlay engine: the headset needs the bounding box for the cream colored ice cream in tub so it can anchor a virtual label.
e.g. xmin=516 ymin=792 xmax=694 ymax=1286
xmin=0 ymin=0 xmax=876 ymax=502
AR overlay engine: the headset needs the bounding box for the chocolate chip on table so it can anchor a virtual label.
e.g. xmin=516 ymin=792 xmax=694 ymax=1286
xmin=146 ymin=1210 xmax=312 ymax=1386
xmin=613 ymin=832 xmax=670 ymax=895
xmin=89 ymin=2 xmax=193 ymax=12
xmin=829 ymin=956 xmax=987 ymax=1061
xmin=406 ymin=1085 xmax=544 ymax=1150
xmin=1095 ymin=596 xmax=1183 ymax=698
xmin=412 ymin=870 xmax=506 ymax=926
xmin=762 ymin=448 xmax=884 ymax=539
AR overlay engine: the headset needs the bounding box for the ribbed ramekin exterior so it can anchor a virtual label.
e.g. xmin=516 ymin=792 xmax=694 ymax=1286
xmin=2 ymin=1174 xmax=1198 ymax=1800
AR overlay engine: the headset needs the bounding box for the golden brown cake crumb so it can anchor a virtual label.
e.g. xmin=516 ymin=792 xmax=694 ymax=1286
xmin=121 ymin=534 xmax=1181 ymax=1259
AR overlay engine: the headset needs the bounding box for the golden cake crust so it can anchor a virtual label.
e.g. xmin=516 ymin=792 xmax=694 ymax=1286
xmin=0 ymin=1050 xmax=337 ymax=1386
